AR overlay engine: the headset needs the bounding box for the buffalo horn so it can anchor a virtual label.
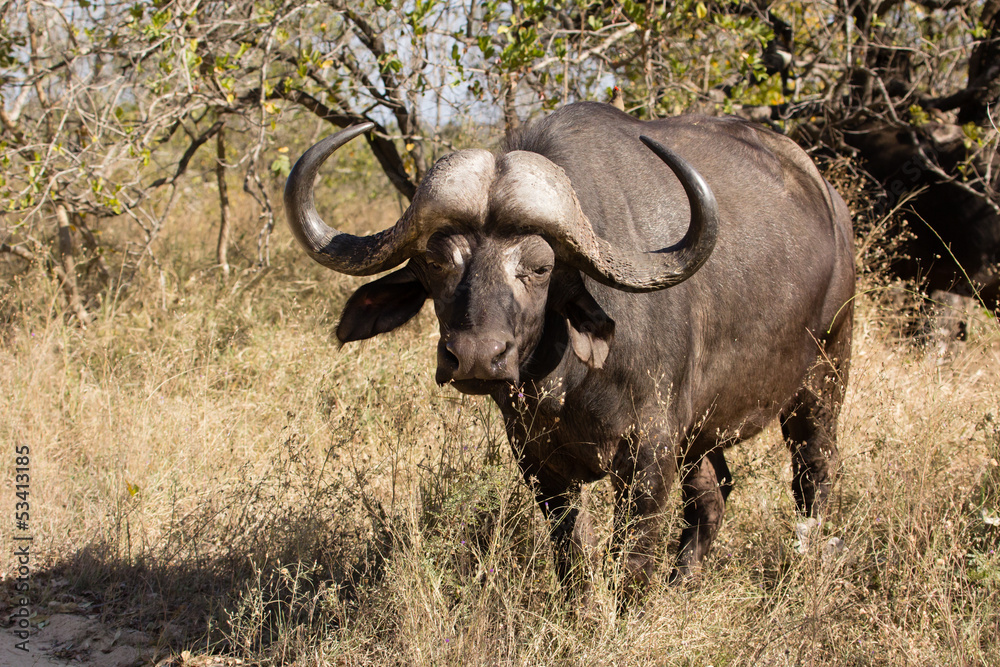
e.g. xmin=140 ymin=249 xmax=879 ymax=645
xmin=284 ymin=123 xmax=410 ymax=275
xmin=285 ymin=124 xmax=496 ymax=275
xmin=287 ymin=125 xmax=717 ymax=290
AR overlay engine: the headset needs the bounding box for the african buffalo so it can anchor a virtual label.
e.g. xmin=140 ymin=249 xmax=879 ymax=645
xmin=844 ymin=120 xmax=1000 ymax=311
xmin=285 ymin=102 xmax=855 ymax=598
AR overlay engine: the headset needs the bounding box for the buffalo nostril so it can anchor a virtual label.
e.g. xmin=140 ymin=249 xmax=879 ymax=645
xmin=442 ymin=341 xmax=461 ymax=370
xmin=490 ymin=340 xmax=511 ymax=367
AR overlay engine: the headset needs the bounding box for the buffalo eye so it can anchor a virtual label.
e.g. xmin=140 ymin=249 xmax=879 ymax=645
xmin=425 ymin=252 xmax=457 ymax=276
xmin=513 ymin=236 xmax=555 ymax=284
xmin=517 ymin=263 xmax=553 ymax=283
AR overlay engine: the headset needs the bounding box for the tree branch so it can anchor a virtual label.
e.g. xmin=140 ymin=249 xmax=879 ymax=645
xmin=0 ymin=242 xmax=37 ymax=262
xmin=148 ymin=120 xmax=225 ymax=189
xmin=266 ymin=85 xmax=417 ymax=201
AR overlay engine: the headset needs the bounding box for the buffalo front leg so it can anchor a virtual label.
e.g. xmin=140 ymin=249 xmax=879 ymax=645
xmin=503 ymin=409 xmax=598 ymax=593
xmin=673 ymin=448 xmax=733 ymax=580
xmin=610 ymin=436 xmax=675 ymax=600
xmin=520 ymin=465 xmax=597 ymax=594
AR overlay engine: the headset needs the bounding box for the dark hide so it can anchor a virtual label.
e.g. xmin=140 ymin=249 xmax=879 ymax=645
xmin=336 ymin=102 xmax=855 ymax=598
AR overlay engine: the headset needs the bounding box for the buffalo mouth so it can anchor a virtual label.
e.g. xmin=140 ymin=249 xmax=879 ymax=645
xmin=441 ymin=378 xmax=512 ymax=395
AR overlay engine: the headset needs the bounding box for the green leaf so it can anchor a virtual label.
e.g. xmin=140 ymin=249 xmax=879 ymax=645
xmin=962 ymin=122 xmax=983 ymax=147
xmin=270 ymin=154 xmax=291 ymax=178
xmin=477 ymin=35 xmax=494 ymax=60
xmin=908 ymin=104 xmax=929 ymax=127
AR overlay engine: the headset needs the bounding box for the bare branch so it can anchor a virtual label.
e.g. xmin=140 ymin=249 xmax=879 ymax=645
xmin=148 ymin=120 xmax=225 ymax=189
xmin=0 ymin=242 xmax=37 ymax=262
xmin=268 ymin=85 xmax=417 ymax=201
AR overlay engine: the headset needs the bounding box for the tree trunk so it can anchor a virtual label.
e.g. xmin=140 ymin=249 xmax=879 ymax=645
xmin=503 ymin=72 xmax=520 ymax=134
xmin=216 ymin=127 xmax=231 ymax=278
xmin=55 ymin=204 xmax=91 ymax=327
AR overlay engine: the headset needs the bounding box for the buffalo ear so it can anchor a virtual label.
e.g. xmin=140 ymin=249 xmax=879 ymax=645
xmin=336 ymin=266 xmax=427 ymax=343
xmin=561 ymin=290 xmax=615 ymax=369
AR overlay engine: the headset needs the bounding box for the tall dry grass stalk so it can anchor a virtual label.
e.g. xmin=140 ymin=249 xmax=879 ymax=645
xmin=2 ymin=206 xmax=999 ymax=665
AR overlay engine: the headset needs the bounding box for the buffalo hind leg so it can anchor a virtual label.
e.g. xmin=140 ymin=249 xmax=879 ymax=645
xmin=782 ymin=387 xmax=840 ymax=517
xmin=781 ymin=324 xmax=850 ymax=519
xmin=673 ymin=448 xmax=733 ymax=580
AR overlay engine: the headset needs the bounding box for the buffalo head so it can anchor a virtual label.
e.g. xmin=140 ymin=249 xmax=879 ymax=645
xmin=284 ymin=124 xmax=719 ymax=394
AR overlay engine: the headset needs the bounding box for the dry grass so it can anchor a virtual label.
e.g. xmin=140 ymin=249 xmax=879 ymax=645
xmin=2 ymin=190 xmax=999 ymax=665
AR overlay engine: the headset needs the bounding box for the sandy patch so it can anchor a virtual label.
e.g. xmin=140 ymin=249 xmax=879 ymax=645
xmin=1 ymin=613 xmax=153 ymax=667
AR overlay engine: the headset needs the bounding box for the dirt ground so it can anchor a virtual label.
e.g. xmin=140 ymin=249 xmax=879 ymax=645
xmin=1 ymin=613 xmax=249 ymax=666
xmin=1 ymin=613 xmax=152 ymax=667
